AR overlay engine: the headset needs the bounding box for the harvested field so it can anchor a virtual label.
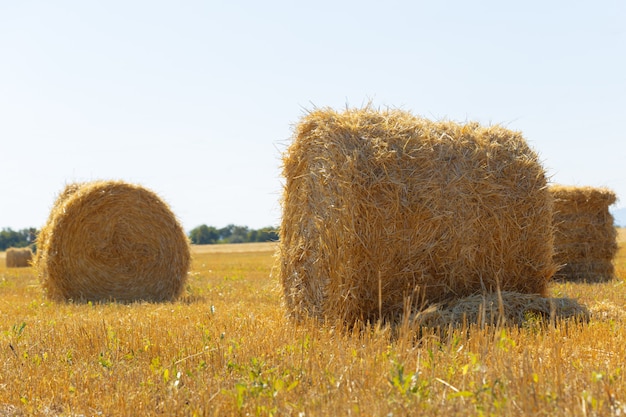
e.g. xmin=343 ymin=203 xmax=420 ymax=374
xmin=0 ymin=240 xmax=625 ymax=416
xmin=191 ymin=242 xmax=277 ymax=254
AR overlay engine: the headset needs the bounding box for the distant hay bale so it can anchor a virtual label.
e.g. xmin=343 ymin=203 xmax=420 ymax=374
xmin=279 ymin=107 xmax=557 ymax=324
xmin=6 ymin=247 xmax=33 ymax=268
xmin=35 ymin=180 xmax=191 ymax=302
xmin=550 ymin=185 xmax=618 ymax=282
xmin=412 ymin=292 xmax=589 ymax=328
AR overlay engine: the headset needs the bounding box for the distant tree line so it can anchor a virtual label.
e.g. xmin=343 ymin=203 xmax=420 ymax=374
xmin=0 ymin=228 xmax=37 ymax=251
xmin=188 ymin=224 xmax=279 ymax=245
xmin=0 ymin=224 xmax=278 ymax=250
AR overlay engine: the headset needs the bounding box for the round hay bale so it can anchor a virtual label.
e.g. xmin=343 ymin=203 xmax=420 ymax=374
xmin=35 ymin=180 xmax=191 ymax=302
xmin=279 ymin=107 xmax=556 ymax=324
xmin=550 ymin=185 xmax=618 ymax=282
xmin=6 ymin=247 xmax=33 ymax=268
xmin=34 ymin=182 xmax=84 ymax=271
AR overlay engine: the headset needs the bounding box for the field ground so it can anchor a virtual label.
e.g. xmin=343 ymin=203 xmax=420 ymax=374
xmin=191 ymin=242 xmax=278 ymax=254
xmin=0 ymin=231 xmax=625 ymax=416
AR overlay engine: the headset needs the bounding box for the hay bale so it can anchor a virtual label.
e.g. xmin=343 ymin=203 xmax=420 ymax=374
xmin=35 ymin=180 xmax=191 ymax=302
xmin=279 ymin=107 xmax=556 ymax=324
xmin=550 ymin=185 xmax=618 ymax=282
xmin=6 ymin=247 xmax=33 ymax=268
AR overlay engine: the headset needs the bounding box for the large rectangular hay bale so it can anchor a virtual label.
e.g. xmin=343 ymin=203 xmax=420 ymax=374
xmin=279 ymin=107 xmax=556 ymax=324
xmin=550 ymin=185 xmax=618 ymax=282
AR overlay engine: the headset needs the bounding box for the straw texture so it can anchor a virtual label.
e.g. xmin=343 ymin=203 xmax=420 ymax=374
xmin=412 ymin=291 xmax=589 ymax=328
xmin=6 ymin=247 xmax=33 ymax=268
xmin=279 ymin=107 xmax=556 ymax=324
xmin=550 ymin=185 xmax=618 ymax=282
xmin=35 ymin=181 xmax=191 ymax=302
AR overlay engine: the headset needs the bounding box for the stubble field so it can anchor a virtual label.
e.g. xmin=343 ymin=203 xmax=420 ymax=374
xmin=0 ymin=232 xmax=625 ymax=416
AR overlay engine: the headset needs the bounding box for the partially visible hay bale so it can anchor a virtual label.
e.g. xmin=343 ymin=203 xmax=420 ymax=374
xmin=412 ymin=291 xmax=589 ymax=328
xmin=550 ymin=185 xmax=618 ymax=282
xmin=279 ymin=107 xmax=557 ymax=324
xmin=6 ymin=247 xmax=33 ymax=268
xmin=34 ymin=182 xmax=84 ymax=271
xmin=35 ymin=180 xmax=191 ymax=302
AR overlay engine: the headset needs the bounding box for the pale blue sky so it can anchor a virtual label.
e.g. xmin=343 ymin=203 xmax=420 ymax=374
xmin=1 ymin=1 xmax=625 ymax=231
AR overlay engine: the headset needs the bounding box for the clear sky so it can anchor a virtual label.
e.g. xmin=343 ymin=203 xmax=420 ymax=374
xmin=1 ymin=1 xmax=625 ymax=232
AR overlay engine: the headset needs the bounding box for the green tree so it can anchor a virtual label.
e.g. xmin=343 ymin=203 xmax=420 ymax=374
xmin=0 ymin=228 xmax=37 ymax=251
xmin=189 ymin=225 xmax=219 ymax=244
xmin=225 ymin=225 xmax=250 ymax=244
xmin=248 ymin=227 xmax=279 ymax=242
xmin=248 ymin=229 xmax=259 ymax=242
xmin=188 ymin=224 xmax=279 ymax=245
xmin=218 ymin=224 xmax=236 ymax=241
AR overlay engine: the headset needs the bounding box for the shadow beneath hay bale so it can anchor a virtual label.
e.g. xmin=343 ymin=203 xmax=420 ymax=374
xmin=552 ymin=258 xmax=616 ymax=283
xmin=409 ymin=291 xmax=589 ymax=330
xmin=178 ymin=294 xmax=208 ymax=304
xmin=551 ymin=270 xmax=616 ymax=284
xmin=57 ymin=293 xmax=206 ymax=305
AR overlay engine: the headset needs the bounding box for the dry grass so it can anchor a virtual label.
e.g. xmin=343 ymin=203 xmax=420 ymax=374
xmin=192 ymin=242 xmax=278 ymax=254
xmin=1 ymin=239 xmax=625 ymax=416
